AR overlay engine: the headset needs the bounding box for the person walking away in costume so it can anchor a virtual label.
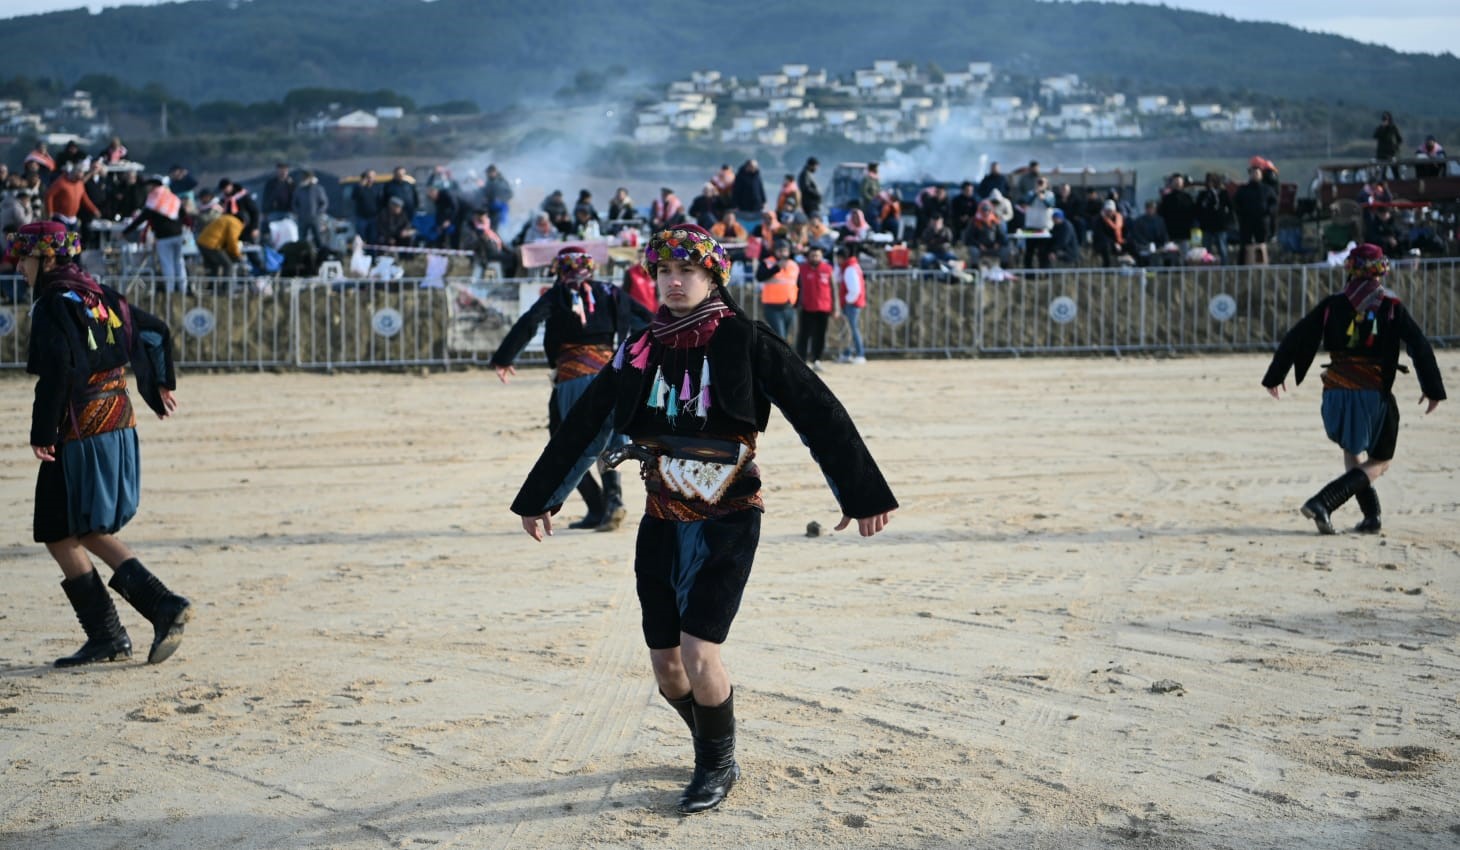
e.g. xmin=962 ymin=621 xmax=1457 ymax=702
xmin=1262 ymin=244 xmax=1445 ymax=534
xmin=11 ymin=222 xmax=192 ymax=667
xmin=491 ymin=246 xmax=652 ymax=531
xmin=511 ymin=223 xmax=895 ymax=814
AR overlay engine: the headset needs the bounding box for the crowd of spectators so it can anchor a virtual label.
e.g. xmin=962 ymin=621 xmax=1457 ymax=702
xmin=3 ymin=117 xmax=1453 ymax=300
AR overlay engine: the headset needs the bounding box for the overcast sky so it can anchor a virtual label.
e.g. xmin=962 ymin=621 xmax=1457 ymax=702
xmin=1 ymin=0 xmax=1455 ymax=56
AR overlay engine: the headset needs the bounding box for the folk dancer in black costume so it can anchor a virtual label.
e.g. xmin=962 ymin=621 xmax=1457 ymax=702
xmin=1263 ymin=243 xmax=1445 ymax=533
xmin=510 ymin=224 xmax=896 ymax=813
xmin=490 ymin=246 xmax=652 ymax=530
xmin=13 ymin=221 xmax=192 ymax=667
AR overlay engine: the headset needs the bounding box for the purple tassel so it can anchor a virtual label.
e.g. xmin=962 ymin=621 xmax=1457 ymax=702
xmin=612 ymin=341 xmax=626 ymax=370
xmin=679 ymin=372 xmax=694 ymax=412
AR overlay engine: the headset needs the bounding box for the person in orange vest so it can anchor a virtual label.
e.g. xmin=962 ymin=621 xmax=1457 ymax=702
xmin=834 ymin=244 xmax=868 ymax=364
xmin=794 ymin=245 xmax=837 ymax=371
xmin=754 ymin=239 xmax=798 ymax=341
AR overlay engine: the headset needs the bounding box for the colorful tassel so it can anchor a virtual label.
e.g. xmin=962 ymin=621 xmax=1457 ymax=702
xmin=86 ymin=327 xmax=97 ymax=350
xmin=679 ymin=372 xmax=694 ymax=413
xmin=612 ymin=341 xmax=626 ymax=370
xmin=628 ymin=334 xmax=653 ymax=371
xmin=648 ymin=366 xmax=665 ymax=409
xmin=666 ymin=383 xmax=679 ymax=421
xmin=656 ymin=366 xmax=670 ymax=408
xmin=698 ymin=357 xmax=712 ymax=413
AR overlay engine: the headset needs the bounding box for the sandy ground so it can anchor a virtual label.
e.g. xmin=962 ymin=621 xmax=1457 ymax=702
xmin=1 ymin=354 xmax=1457 ymax=850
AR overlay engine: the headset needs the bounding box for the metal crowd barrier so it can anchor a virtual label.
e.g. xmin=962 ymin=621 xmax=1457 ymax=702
xmin=0 ymin=260 xmax=1455 ymax=371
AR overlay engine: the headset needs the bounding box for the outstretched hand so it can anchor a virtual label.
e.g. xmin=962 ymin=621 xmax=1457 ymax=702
xmin=1266 ymin=382 xmax=1286 ymax=400
xmin=1419 ymin=394 xmax=1441 ymax=414
xmin=835 ymin=511 xmax=892 ymax=537
xmin=158 ymin=388 xmax=178 ymax=419
xmin=495 ymin=364 xmax=516 ymax=385
xmin=521 ymin=513 xmax=553 ymax=541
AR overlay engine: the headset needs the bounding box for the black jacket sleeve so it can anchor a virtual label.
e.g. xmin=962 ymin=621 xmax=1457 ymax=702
xmin=129 ymin=303 xmax=177 ymax=417
xmin=27 ymin=299 xmax=74 ymax=447
xmin=490 ymin=292 xmax=553 ymax=368
xmin=1395 ymin=304 xmax=1448 ymax=401
xmin=751 ymin=329 xmax=898 ymax=518
xmin=1263 ymin=301 xmax=1326 ymax=388
xmin=510 ymin=366 xmax=622 ymax=516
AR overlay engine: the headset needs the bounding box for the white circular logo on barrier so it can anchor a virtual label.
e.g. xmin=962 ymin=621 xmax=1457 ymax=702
xmin=0 ymin=309 xmax=14 ymax=337
xmin=372 ymin=307 xmax=403 ymax=338
xmin=880 ymin=298 xmax=909 ymax=327
xmin=1209 ymin=294 xmax=1238 ymax=322
xmin=182 ymin=307 xmax=216 ymax=338
xmin=1048 ymin=296 xmax=1078 ymax=324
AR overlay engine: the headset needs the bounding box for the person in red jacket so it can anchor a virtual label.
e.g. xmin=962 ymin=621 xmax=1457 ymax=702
xmin=793 ymin=245 xmax=837 ymax=370
xmin=834 ymin=244 xmax=868 ymax=364
xmin=621 ymin=247 xmax=658 ymax=313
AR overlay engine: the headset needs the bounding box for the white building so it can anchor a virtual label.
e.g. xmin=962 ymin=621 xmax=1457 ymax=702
xmin=1039 ymin=74 xmax=1081 ymax=97
xmin=757 ymin=124 xmax=788 ymax=146
xmin=375 ymin=106 xmax=404 ymax=120
xmin=332 ymin=110 xmax=379 ymax=133
xmin=1136 ymin=95 xmax=1169 ymax=114
xmin=989 ymin=96 xmax=1022 ymax=113
xmin=1188 ymin=104 xmax=1222 ymax=119
xmin=58 ymin=91 xmax=96 ymax=120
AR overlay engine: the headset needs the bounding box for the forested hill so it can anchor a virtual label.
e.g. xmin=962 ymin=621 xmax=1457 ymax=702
xmin=3 ymin=0 xmax=1456 ymax=120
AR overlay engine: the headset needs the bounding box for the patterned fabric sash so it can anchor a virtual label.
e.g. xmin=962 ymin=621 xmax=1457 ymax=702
xmin=63 ymin=368 xmax=136 ymax=442
xmin=649 ymin=293 xmax=734 ymax=349
xmin=1321 ymin=352 xmax=1385 ymax=391
xmin=553 ymin=342 xmax=614 ymax=383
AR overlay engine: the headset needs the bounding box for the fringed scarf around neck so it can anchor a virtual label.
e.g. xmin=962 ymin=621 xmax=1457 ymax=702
xmin=1343 ymin=276 xmax=1389 ymax=313
xmin=649 ymin=292 xmax=734 ymax=349
xmin=613 ymin=292 xmax=734 ymax=425
xmin=39 ymin=264 xmax=132 ymax=352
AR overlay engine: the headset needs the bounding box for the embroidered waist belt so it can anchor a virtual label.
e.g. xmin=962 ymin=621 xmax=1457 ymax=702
xmin=1320 ymin=352 xmax=1386 ymax=391
xmin=605 ymin=435 xmax=763 ymax=520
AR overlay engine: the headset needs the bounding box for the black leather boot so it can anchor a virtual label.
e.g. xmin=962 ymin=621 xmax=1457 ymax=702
xmin=678 ymin=690 xmax=739 ymax=814
xmin=108 ymin=559 xmax=192 ymax=664
xmin=55 ymin=570 xmax=132 ymax=668
xmin=568 ymin=473 xmax=604 ymax=530
xmin=1301 ymin=468 xmax=1371 ymax=535
xmin=1354 ymin=485 xmax=1382 ymax=534
xmin=661 ymin=688 xmax=696 ymax=734
xmin=596 ymin=469 xmax=627 ymax=532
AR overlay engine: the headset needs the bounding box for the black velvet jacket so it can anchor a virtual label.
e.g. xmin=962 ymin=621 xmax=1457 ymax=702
xmin=1262 ymin=293 xmax=1446 ymax=400
xmin=27 ymin=270 xmax=177 ymax=446
xmin=510 ymin=314 xmax=898 ymax=520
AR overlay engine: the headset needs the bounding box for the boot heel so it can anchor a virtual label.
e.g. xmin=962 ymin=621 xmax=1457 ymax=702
xmin=148 ymin=600 xmax=192 ymax=664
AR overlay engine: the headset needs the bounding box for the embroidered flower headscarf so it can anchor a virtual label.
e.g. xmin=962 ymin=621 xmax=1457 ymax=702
xmin=4 ymin=221 xmax=82 ymax=266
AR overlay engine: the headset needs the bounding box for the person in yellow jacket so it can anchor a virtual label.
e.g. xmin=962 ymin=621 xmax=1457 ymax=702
xmin=195 ymin=212 xmax=244 ymax=277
